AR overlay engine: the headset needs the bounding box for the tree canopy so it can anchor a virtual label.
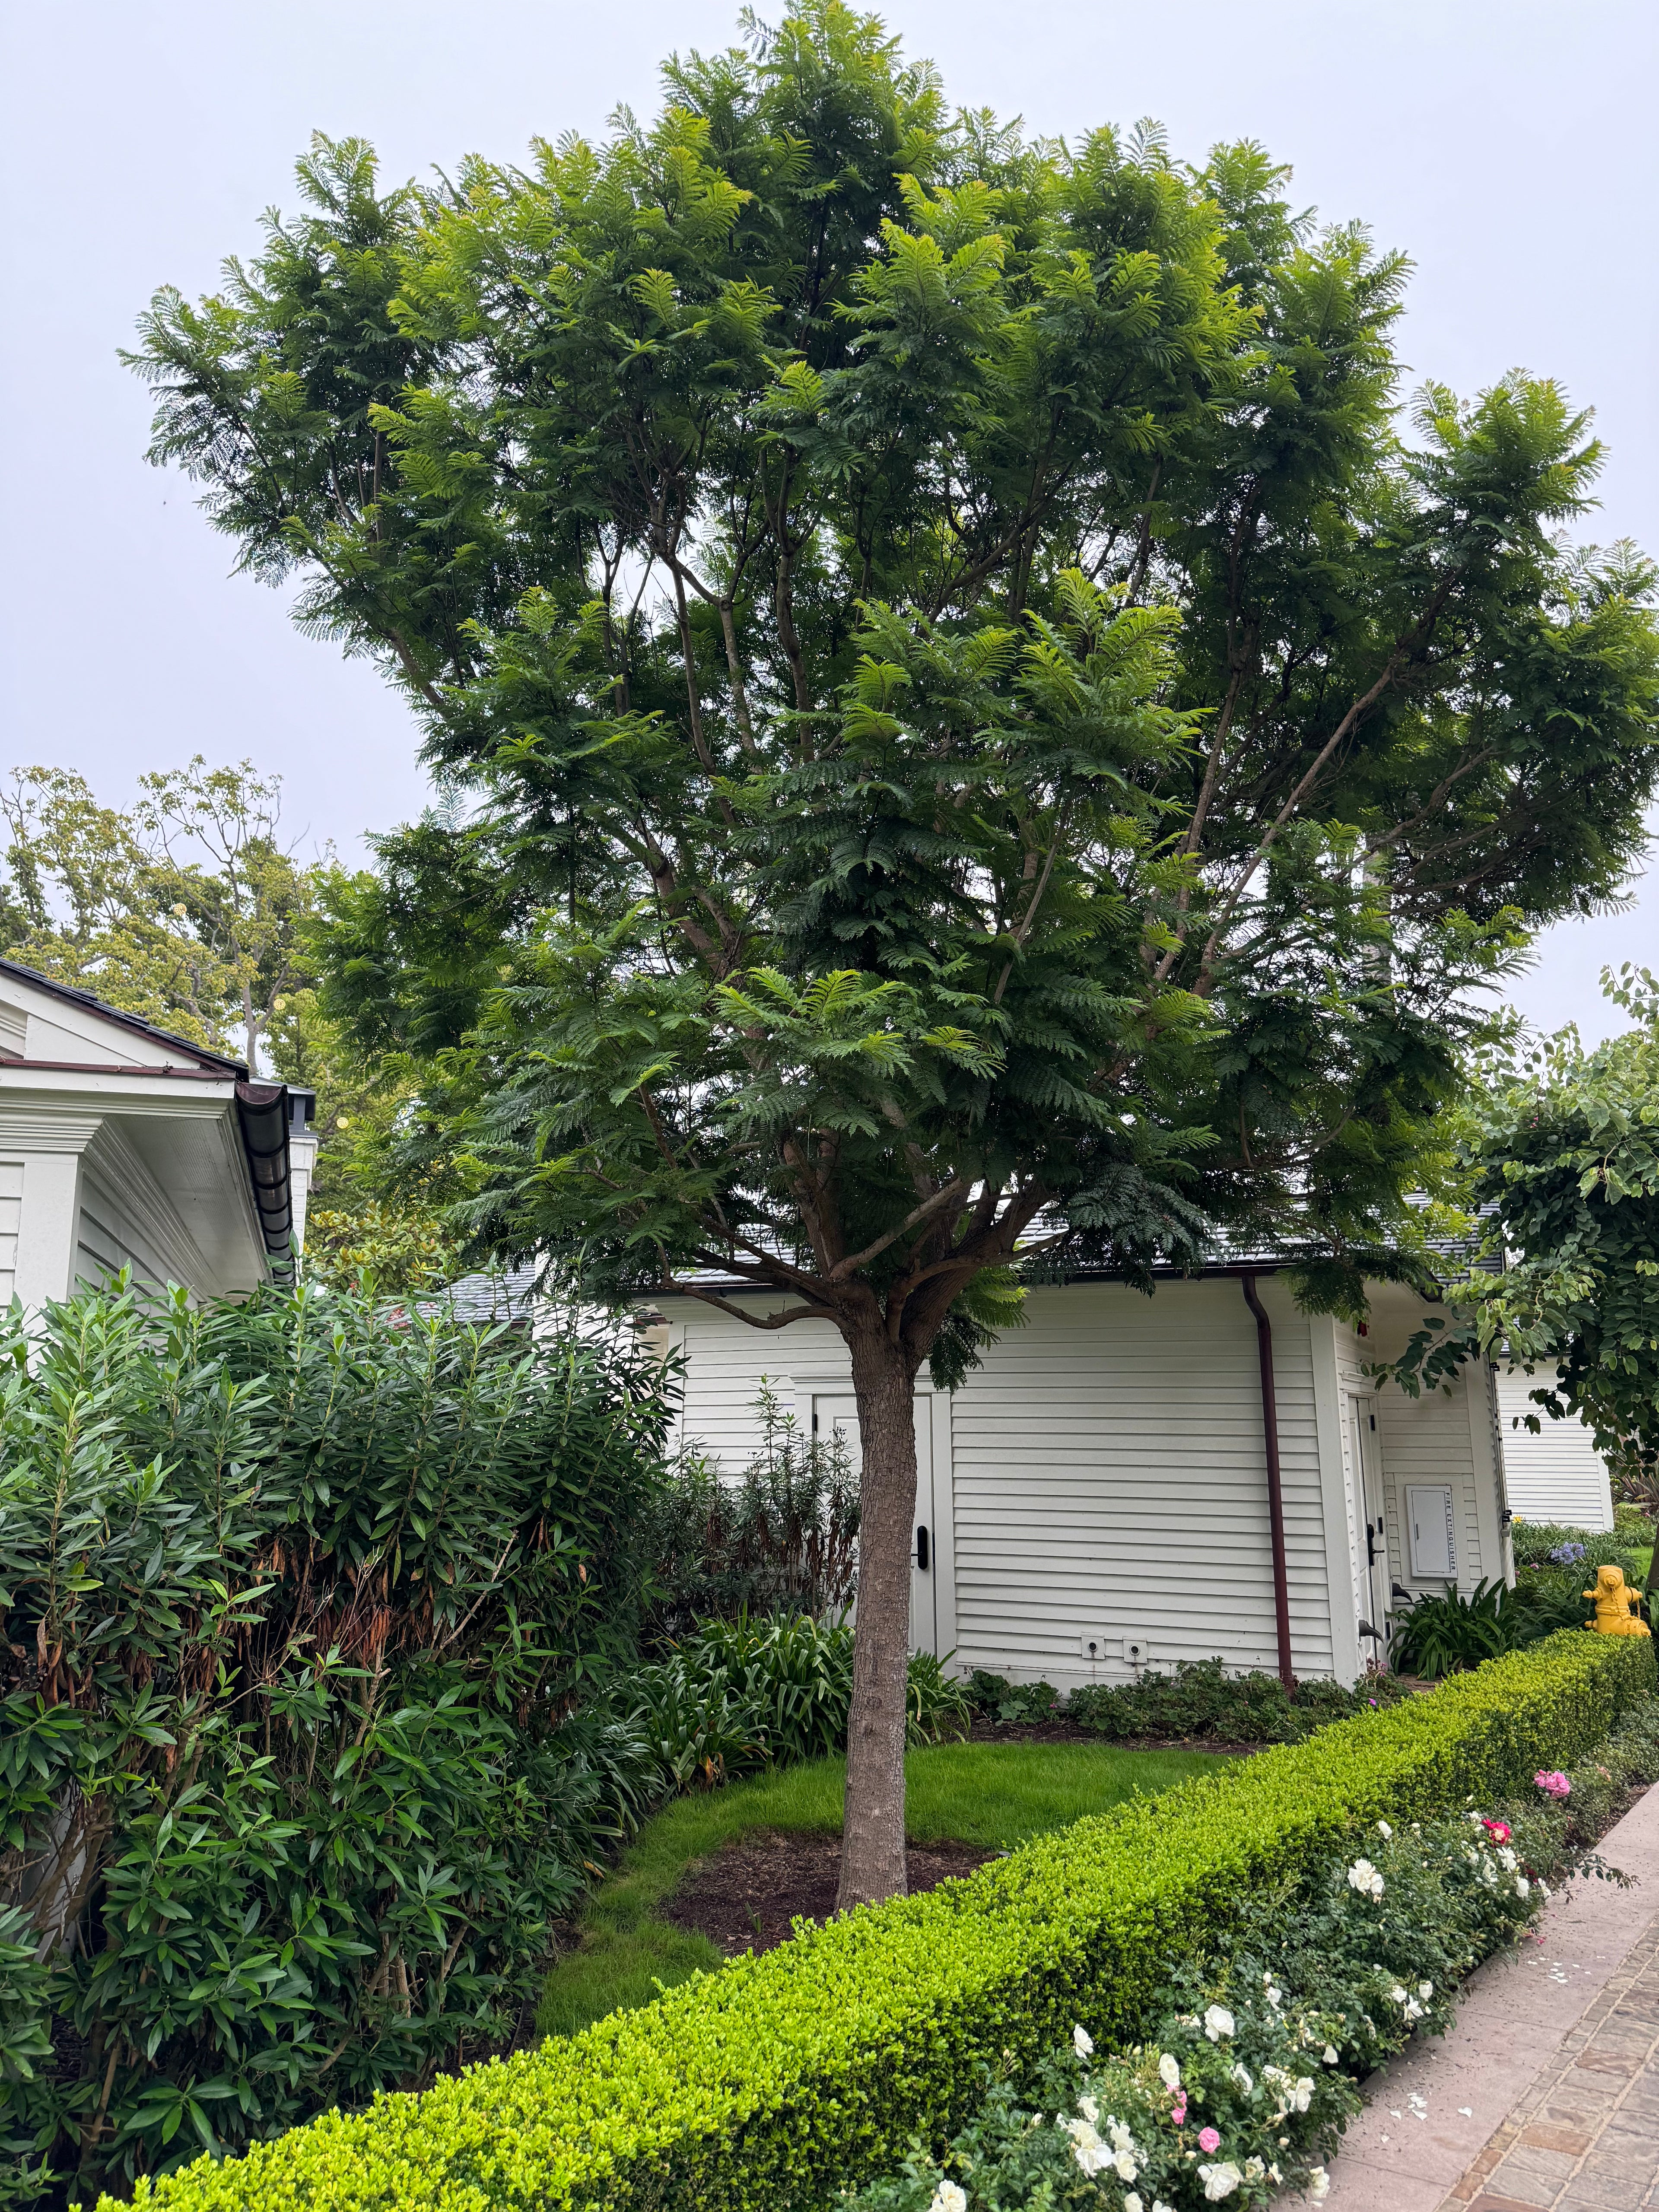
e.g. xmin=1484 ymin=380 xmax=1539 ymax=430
xmin=127 ymin=0 xmax=1659 ymax=1897
xmin=0 ymin=758 xmax=315 ymax=1068
xmin=1392 ymin=965 xmax=1659 ymax=1591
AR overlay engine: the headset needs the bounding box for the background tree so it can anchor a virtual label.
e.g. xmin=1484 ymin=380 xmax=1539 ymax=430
xmin=127 ymin=3 xmax=1659 ymax=1904
xmin=1391 ymin=965 xmax=1659 ymax=1604
xmin=0 ymin=761 xmax=457 ymax=1288
xmin=270 ymin=979 xmax=467 ymax=1292
xmin=0 ymin=757 xmax=318 ymax=1070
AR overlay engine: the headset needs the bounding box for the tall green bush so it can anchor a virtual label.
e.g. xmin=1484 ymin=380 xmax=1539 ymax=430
xmin=0 ymin=1279 xmax=672 ymax=2206
xmin=101 ymin=1632 xmax=1654 ymax=2212
xmin=639 ymin=1389 xmax=859 ymax=1641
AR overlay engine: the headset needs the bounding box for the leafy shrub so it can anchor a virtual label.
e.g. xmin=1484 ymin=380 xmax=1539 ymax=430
xmin=101 ymin=1633 xmax=1656 ymax=2212
xmin=1389 ymin=1578 xmax=1512 ymax=1678
xmin=0 ymin=1278 xmax=673 ymax=2207
xmin=620 ymin=1620 xmax=968 ymax=1787
xmin=904 ymin=1654 xmax=973 ymax=1747
xmin=640 ymin=1388 xmax=858 ymax=1639
xmin=1509 ymin=1522 xmax=1640 ymax=1576
xmin=1612 ymin=1502 xmax=1656 ymax=1545
xmin=966 ymin=1673 xmax=1062 ymax=1726
xmin=1066 ymin=1659 xmax=1404 ymax=1745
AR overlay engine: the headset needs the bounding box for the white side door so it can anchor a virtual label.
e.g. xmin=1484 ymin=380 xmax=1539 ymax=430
xmin=811 ymin=1392 xmax=938 ymax=1654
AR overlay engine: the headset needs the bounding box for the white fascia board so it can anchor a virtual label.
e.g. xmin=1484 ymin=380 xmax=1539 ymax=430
xmin=0 ymin=1066 xmax=238 ymax=1114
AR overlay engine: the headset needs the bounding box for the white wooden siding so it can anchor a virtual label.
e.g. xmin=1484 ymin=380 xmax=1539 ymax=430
xmin=946 ymin=1280 xmax=1332 ymax=1684
xmin=664 ymin=1305 xmax=849 ymax=1464
xmin=1496 ymin=1368 xmax=1614 ymax=1532
xmin=0 ymin=1160 xmax=22 ymax=1307
xmin=1375 ymin=1368 xmax=1488 ymax=1589
xmin=667 ymin=1276 xmax=1339 ymax=1686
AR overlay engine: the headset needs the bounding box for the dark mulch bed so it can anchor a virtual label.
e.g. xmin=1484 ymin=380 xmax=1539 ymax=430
xmin=666 ymin=1828 xmax=997 ymax=1957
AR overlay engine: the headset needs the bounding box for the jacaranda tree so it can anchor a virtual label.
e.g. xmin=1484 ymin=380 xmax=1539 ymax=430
xmin=127 ymin=3 xmax=1659 ymax=1903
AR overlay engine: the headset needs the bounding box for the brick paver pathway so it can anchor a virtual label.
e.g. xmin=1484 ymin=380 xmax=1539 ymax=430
xmin=1441 ymin=1914 xmax=1659 ymax=2210
xmin=1311 ymin=1779 xmax=1659 ymax=2212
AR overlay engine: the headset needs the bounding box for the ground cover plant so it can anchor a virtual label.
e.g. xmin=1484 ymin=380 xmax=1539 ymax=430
xmin=970 ymin=1661 xmax=1408 ymax=1745
xmin=94 ymin=1631 xmax=1655 ymax=2212
xmin=0 ymin=1278 xmax=674 ymax=2209
xmin=848 ymin=1689 xmax=1659 ymax=2212
xmin=618 ymin=1613 xmax=973 ymax=1796
xmin=536 ymin=1738 xmax=1230 ymax=2037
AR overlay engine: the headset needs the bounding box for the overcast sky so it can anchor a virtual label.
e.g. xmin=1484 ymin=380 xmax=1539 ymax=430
xmin=3 ymin=0 xmax=1655 ymax=1039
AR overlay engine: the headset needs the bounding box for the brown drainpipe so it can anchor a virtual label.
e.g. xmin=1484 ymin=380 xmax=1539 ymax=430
xmin=1239 ymin=1271 xmax=1297 ymax=1693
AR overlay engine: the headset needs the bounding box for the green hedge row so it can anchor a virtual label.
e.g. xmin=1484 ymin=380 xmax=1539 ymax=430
xmin=107 ymin=1632 xmax=1656 ymax=2212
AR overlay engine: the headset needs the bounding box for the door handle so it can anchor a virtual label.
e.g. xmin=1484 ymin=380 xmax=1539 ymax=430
xmin=1366 ymin=1524 xmax=1377 ymax=1566
xmin=914 ymin=1524 xmax=930 ymax=1571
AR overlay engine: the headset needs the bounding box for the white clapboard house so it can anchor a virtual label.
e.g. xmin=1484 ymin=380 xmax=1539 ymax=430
xmin=0 ymin=957 xmax=317 ymax=1307
xmin=653 ymin=1263 xmax=1517 ymax=1691
xmin=1494 ymin=1368 xmax=1616 ymax=1533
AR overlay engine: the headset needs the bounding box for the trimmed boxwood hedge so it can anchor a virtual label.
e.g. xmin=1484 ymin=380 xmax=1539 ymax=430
xmin=105 ymin=1632 xmax=1656 ymax=2212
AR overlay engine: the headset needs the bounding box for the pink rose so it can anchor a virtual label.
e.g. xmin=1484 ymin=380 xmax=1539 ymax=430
xmin=1198 ymin=2127 xmax=1221 ymax=2154
xmin=1481 ymin=1818 xmax=1512 ymax=1842
xmin=1171 ymin=2096 xmax=1188 ymax=2125
xmin=1534 ymin=1770 xmax=1571 ymax=1800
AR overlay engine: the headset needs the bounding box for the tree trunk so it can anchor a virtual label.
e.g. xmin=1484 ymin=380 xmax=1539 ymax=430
xmin=838 ymin=1329 xmax=921 ymax=1911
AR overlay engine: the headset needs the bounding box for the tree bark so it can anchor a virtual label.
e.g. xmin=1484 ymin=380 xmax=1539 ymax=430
xmin=838 ymin=1327 xmax=921 ymax=1910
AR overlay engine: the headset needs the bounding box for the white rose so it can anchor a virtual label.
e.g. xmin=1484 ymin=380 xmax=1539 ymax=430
xmin=1498 ymin=1847 xmax=1518 ymax=1872
xmin=1073 ymin=2023 xmax=1094 ymax=2058
xmin=1347 ymin=1858 xmax=1384 ymax=1898
xmin=1377 ymin=1819 xmax=1392 ymax=1838
xmin=1199 ymin=2161 xmax=1244 ymax=2201
xmin=1204 ymin=2003 xmax=1236 ymax=2041
xmin=1322 ymin=2044 xmax=1339 ymax=2066
xmin=1125 ymin=2198 xmax=1143 ymax=2212
xmin=1516 ymin=1876 xmax=1531 ymax=1898
xmin=929 ymin=2187 xmax=966 ymax=2212
xmin=1390 ymin=1986 xmax=1408 ymax=2004
xmin=1308 ymin=2165 xmax=1330 ymax=2201
xmin=1114 ymin=2149 xmax=1139 ymax=2182
xmin=1158 ymin=2053 xmax=1182 ymax=2090
xmin=1230 ymin=2063 xmax=1253 ymax=2093
xmin=1293 ymin=2078 xmax=1315 ymax=2113
xmin=1418 ymin=1981 xmax=1433 ymax=1999
xmin=1265 ymin=1982 xmax=1283 ymax=2008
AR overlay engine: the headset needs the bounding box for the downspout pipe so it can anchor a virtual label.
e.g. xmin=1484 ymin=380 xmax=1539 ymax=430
xmin=1239 ymin=1271 xmax=1297 ymax=1693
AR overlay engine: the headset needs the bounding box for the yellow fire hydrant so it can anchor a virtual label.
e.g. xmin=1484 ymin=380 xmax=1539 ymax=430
xmin=1583 ymin=1564 xmax=1652 ymax=1638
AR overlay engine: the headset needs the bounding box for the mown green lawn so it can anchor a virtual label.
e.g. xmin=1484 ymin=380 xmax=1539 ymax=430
xmin=536 ymin=1738 xmax=1231 ymax=2038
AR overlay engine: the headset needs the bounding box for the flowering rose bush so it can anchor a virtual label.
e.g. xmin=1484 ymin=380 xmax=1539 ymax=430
xmin=844 ymin=1786 xmax=1624 ymax=2212
xmin=1535 ymin=1769 xmax=1572 ymax=1799
xmin=846 ymin=1968 xmax=1355 ymax=2212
